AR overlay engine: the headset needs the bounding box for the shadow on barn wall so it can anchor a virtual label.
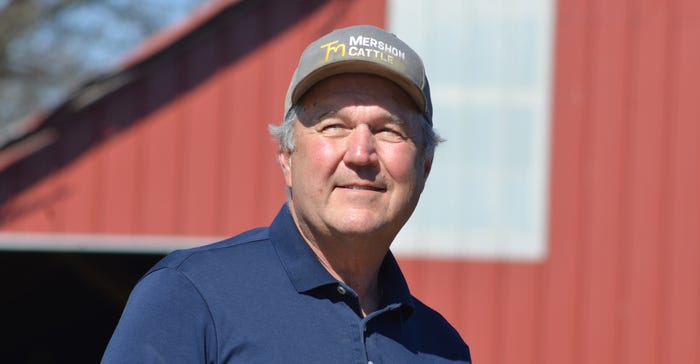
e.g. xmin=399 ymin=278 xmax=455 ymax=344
xmin=0 ymin=0 xmax=335 ymax=225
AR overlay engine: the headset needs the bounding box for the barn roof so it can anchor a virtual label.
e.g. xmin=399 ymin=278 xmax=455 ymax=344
xmin=0 ymin=0 xmax=241 ymax=155
xmin=0 ymin=0 xmax=381 ymax=244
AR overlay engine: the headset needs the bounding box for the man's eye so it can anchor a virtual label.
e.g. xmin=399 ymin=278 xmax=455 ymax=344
xmin=377 ymin=128 xmax=407 ymax=141
xmin=319 ymin=124 xmax=349 ymax=135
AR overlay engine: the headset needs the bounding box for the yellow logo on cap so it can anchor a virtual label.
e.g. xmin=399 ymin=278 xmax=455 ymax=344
xmin=321 ymin=40 xmax=346 ymax=61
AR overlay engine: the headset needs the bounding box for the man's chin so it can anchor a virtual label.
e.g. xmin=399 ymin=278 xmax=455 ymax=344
xmin=331 ymin=212 xmax=394 ymax=237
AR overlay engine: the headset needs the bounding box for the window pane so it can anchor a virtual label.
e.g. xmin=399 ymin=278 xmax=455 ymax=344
xmin=388 ymin=0 xmax=555 ymax=261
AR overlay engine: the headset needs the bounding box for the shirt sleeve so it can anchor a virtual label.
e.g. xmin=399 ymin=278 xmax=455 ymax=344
xmin=101 ymin=267 xmax=217 ymax=364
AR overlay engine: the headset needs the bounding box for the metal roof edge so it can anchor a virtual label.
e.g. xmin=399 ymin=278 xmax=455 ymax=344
xmin=0 ymin=232 xmax=225 ymax=254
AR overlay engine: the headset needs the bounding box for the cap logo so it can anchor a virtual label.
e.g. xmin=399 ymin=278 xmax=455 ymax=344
xmin=321 ymin=40 xmax=346 ymax=60
xmin=320 ymin=35 xmax=406 ymax=65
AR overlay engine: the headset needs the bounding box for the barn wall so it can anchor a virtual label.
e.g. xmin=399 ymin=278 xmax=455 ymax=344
xmin=401 ymin=0 xmax=700 ymax=363
xmin=1 ymin=0 xmax=699 ymax=363
xmin=0 ymin=0 xmax=385 ymax=240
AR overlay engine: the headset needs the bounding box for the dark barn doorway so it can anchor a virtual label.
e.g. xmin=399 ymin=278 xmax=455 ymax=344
xmin=1 ymin=252 xmax=163 ymax=363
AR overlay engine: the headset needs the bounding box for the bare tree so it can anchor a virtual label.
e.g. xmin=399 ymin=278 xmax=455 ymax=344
xmin=0 ymin=0 xmax=206 ymax=139
xmin=1 ymin=0 xmax=86 ymax=127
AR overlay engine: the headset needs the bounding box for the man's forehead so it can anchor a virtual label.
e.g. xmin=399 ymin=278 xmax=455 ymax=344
xmin=299 ymin=105 xmax=410 ymax=125
xmin=299 ymin=74 xmax=420 ymax=113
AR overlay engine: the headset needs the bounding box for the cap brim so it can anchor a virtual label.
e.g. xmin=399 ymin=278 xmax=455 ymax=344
xmin=290 ymin=60 xmax=427 ymax=114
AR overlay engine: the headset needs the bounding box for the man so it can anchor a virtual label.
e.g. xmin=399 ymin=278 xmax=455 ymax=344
xmin=102 ymin=24 xmax=471 ymax=363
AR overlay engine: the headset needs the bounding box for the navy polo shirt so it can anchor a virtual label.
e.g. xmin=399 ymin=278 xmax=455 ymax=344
xmin=102 ymin=204 xmax=471 ymax=363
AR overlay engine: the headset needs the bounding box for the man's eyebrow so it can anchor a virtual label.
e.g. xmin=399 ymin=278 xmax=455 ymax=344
xmin=375 ymin=112 xmax=414 ymax=131
xmin=309 ymin=110 xmax=338 ymax=125
xmin=383 ymin=112 xmax=408 ymax=125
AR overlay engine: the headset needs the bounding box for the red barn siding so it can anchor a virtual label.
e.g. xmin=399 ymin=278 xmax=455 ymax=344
xmin=1 ymin=0 xmax=699 ymax=363
xmin=403 ymin=1 xmax=700 ymax=364
xmin=0 ymin=0 xmax=385 ymax=238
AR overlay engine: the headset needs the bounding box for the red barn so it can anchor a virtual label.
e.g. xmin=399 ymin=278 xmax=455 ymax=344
xmin=1 ymin=0 xmax=698 ymax=363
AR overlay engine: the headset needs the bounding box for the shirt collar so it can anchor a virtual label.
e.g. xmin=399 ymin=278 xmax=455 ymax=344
xmin=269 ymin=204 xmax=337 ymax=293
xmin=378 ymin=251 xmax=415 ymax=313
xmin=269 ymin=203 xmax=415 ymax=313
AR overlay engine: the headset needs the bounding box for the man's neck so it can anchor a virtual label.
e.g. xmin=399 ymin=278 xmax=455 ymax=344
xmin=287 ymin=202 xmax=396 ymax=315
xmin=307 ymin=239 xmax=384 ymax=316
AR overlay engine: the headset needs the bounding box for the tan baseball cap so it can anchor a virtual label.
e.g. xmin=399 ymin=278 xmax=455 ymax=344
xmin=284 ymin=24 xmax=433 ymax=125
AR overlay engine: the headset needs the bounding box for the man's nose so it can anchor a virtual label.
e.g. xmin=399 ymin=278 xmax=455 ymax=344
xmin=343 ymin=124 xmax=378 ymax=166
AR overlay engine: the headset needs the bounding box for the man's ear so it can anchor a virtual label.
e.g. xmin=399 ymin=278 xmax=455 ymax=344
xmin=278 ymin=151 xmax=292 ymax=188
xmin=423 ymin=156 xmax=433 ymax=182
xmin=416 ymin=155 xmax=433 ymax=194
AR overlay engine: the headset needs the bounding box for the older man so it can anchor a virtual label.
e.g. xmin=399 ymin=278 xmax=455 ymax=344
xmin=103 ymin=25 xmax=471 ymax=363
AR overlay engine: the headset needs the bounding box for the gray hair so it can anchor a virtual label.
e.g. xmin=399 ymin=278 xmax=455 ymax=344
xmin=269 ymin=105 xmax=444 ymax=158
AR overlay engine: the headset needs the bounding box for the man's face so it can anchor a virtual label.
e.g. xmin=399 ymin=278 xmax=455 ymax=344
xmin=279 ymin=74 xmax=432 ymax=244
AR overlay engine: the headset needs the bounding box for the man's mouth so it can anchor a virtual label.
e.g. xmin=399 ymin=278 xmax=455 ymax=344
xmin=339 ymin=184 xmax=386 ymax=192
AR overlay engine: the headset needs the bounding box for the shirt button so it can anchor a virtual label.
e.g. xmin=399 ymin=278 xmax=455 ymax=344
xmin=368 ymin=361 xmax=374 ymax=364
xmin=337 ymin=285 xmax=347 ymax=295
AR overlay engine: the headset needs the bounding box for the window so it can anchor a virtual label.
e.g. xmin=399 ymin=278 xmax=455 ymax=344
xmin=388 ymin=0 xmax=555 ymax=261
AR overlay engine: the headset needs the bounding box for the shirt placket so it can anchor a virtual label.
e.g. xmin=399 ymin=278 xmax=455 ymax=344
xmin=333 ymin=282 xmax=372 ymax=364
xmin=360 ymin=302 xmax=403 ymax=364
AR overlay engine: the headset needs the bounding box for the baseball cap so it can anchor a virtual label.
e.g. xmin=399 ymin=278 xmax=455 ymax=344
xmin=284 ymin=24 xmax=433 ymax=126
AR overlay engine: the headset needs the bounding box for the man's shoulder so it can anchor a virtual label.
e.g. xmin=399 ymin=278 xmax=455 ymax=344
xmin=409 ymin=295 xmax=471 ymax=360
xmin=150 ymin=227 xmax=272 ymax=274
xmin=410 ymin=295 xmax=463 ymax=336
